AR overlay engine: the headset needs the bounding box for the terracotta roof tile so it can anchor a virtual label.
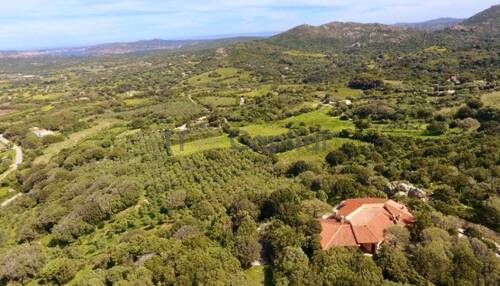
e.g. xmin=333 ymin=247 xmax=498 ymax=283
xmin=336 ymin=198 xmax=388 ymax=217
xmin=319 ymin=198 xmax=416 ymax=250
xmin=319 ymin=219 xmax=358 ymax=248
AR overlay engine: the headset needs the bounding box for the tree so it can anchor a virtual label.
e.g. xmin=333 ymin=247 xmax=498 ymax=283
xmin=451 ymin=238 xmax=482 ymax=285
xmin=477 ymin=196 xmax=500 ymax=230
xmin=466 ymin=98 xmax=483 ymax=109
xmin=455 ymin=106 xmax=476 ymax=119
xmin=326 ymin=150 xmax=347 ymax=166
xmin=273 ymin=247 xmax=309 ymax=286
xmin=0 ymin=243 xmax=46 ymax=284
xmin=469 ymin=238 xmax=500 ymax=285
xmin=383 ymin=225 xmax=410 ymax=249
xmin=310 ymin=247 xmax=384 ymax=286
xmin=328 ymin=175 xmax=359 ymax=201
xmin=287 ymin=160 xmax=311 ymax=177
xmin=348 ymin=75 xmax=384 ymax=90
xmin=263 ymin=220 xmax=303 ymax=260
xmin=354 ymin=118 xmax=371 ymax=131
xmin=412 ymin=241 xmax=453 ymax=285
xmin=232 ymin=216 xmax=262 ymax=269
xmin=262 ymin=189 xmax=303 ymax=225
xmin=70 ymin=269 xmax=107 ymax=286
xmin=40 ymin=258 xmax=78 ymax=285
xmin=375 ymin=245 xmax=413 ymax=284
xmin=476 ymin=107 xmax=499 ymax=122
xmin=232 ymin=236 xmax=262 ymax=269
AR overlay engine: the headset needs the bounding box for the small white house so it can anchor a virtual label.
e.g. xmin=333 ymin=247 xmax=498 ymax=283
xmin=31 ymin=127 xmax=55 ymax=138
xmin=326 ymin=99 xmax=352 ymax=106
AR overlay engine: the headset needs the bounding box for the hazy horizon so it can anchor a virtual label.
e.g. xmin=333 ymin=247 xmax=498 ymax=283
xmin=0 ymin=31 xmax=279 ymax=52
xmin=1 ymin=0 xmax=498 ymax=51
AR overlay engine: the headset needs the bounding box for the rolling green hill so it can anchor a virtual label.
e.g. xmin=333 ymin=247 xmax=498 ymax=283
xmin=0 ymin=4 xmax=499 ymax=286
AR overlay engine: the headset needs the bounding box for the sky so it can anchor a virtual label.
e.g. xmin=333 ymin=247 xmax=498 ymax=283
xmin=1 ymin=0 xmax=498 ymax=50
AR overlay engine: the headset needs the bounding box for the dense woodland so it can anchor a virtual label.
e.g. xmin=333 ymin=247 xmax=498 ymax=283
xmin=0 ymin=5 xmax=499 ymax=286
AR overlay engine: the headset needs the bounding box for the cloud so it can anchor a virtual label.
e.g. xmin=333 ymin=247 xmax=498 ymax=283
xmin=1 ymin=0 xmax=498 ymax=50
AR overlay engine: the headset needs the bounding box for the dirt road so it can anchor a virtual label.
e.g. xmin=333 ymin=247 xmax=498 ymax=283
xmin=0 ymin=134 xmax=23 ymax=182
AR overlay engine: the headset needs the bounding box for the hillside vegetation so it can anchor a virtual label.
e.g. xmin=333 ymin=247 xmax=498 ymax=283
xmin=0 ymin=5 xmax=499 ymax=286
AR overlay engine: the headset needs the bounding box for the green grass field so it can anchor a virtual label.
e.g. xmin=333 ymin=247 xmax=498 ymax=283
xmin=332 ymin=87 xmax=364 ymax=98
xmin=197 ymin=96 xmax=239 ymax=107
xmin=34 ymin=119 xmax=122 ymax=165
xmin=277 ymin=137 xmax=364 ymax=164
xmin=383 ymin=80 xmax=404 ymax=87
xmin=481 ymin=91 xmax=500 ymax=108
xmin=280 ymin=107 xmax=355 ymax=131
xmin=289 ymin=101 xmax=320 ymax=112
xmin=243 ymin=84 xmax=274 ymax=97
xmin=283 ymin=50 xmax=326 ymax=58
xmin=171 ymin=135 xmax=235 ymax=156
xmin=373 ymin=122 xmax=461 ymax=139
xmin=437 ymin=105 xmax=461 ymax=117
xmin=240 ymin=124 xmax=289 ymax=137
xmin=380 ymin=128 xmax=433 ymax=138
xmin=187 ymin=67 xmax=252 ymax=86
xmin=40 ymin=104 xmax=55 ymax=112
xmin=123 ymin=98 xmax=153 ymax=106
xmin=31 ymin=93 xmax=64 ymax=100
xmin=244 ymin=266 xmax=266 ymax=286
xmin=423 ymin=46 xmax=448 ymax=53
xmin=315 ymin=86 xmax=363 ymax=99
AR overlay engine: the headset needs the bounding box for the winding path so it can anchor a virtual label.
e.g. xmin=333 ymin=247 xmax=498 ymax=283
xmin=0 ymin=134 xmax=23 ymax=182
xmin=175 ymin=94 xmax=210 ymax=131
xmin=0 ymin=134 xmax=23 ymax=207
xmin=1 ymin=193 xmax=21 ymax=207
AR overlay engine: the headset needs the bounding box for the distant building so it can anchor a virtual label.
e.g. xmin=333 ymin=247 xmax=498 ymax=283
xmin=30 ymin=127 xmax=55 ymax=138
xmin=322 ymin=97 xmax=352 ymax=106
xmin=319 ymin=198 xmax=416 ymax=253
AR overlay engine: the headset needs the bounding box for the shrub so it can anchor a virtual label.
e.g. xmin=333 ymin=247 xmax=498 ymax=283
xmin=426 ymin=121 xmax=448 ymax=135
xmin=466 ymin=98 xmax=483 ymax=109
xmin=457 ymin=118 xmax=480 ymax=131
xmin=41 ymin=258 xmax=78 ymax=285
xmin=348 ymin=75 xmax=384 ymax=90
xmin=325 ymin=150 xmax=347 ymax=166
xmin=455 ymin=106 xmax=476 ymax=119
xmin=287 ymin=161 xmax=311 ymax=177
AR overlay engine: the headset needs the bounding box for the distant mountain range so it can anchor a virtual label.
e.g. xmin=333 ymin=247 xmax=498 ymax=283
xmin=268 ymin=5 xmax=500 ymax=52
xmin=462 ymin=4 xmax=500 ymax=34
xmin=267 ymin=21 xmax=431 ymax=53
xmin=0 ymin=36 xmax=268 ymax=59
xmin=0 ymin=40 xmax=206 ymax=59
xmin=394 ymin=18 xmax=464 ymax=31
xmin=1 ymin=5 xmax=498 ymax=59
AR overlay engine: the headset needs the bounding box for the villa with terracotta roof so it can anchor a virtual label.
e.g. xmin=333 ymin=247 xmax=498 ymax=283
xmin=319 ymin=198 xmax=416 ymax=253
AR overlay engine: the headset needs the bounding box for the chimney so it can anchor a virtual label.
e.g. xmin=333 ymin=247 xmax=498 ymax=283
xmin=333 ymin=209 xmax=339 ymax=219
xmin=391 ymin=214 xmax=401 ymax=223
